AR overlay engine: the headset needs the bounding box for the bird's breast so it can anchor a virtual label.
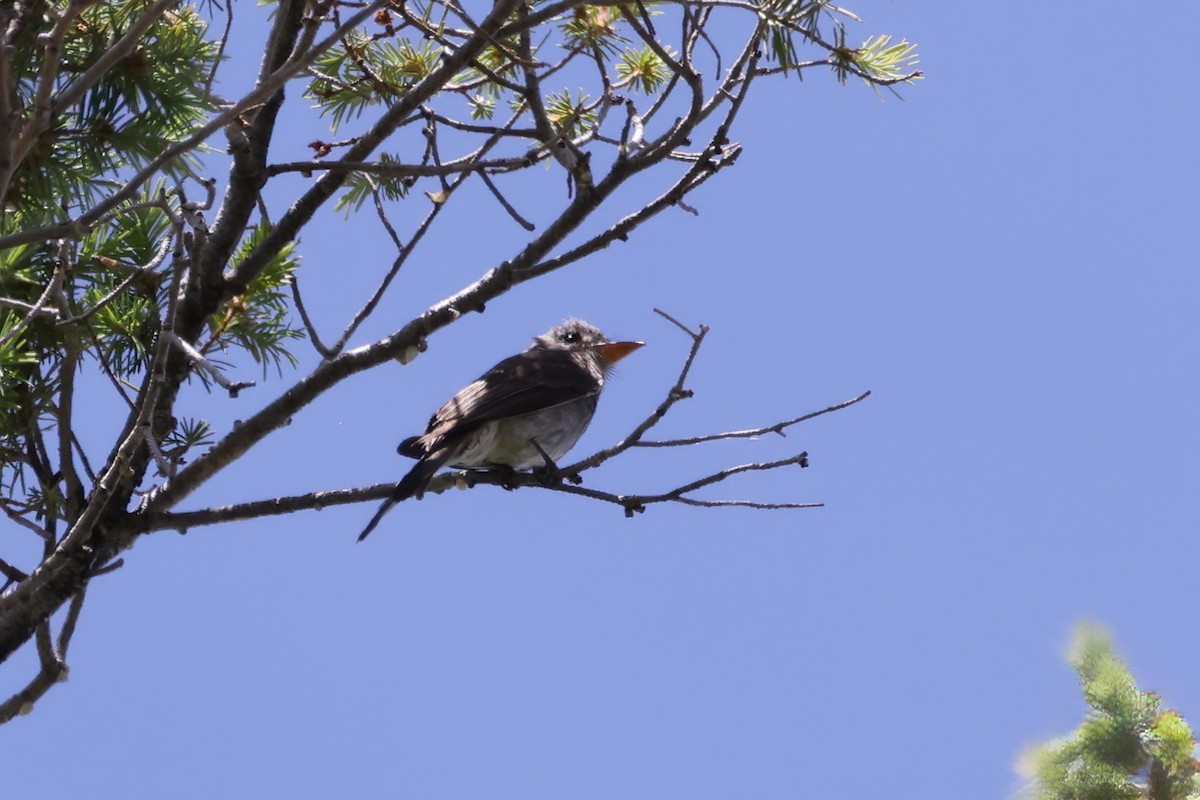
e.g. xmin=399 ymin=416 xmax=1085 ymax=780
xmin=449 ymin=396 xmax=600 ymax=470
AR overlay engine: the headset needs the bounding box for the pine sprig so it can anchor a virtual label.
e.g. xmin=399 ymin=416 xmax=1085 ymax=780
xmin=1023 ymin=625 xmax=1200 ymax=800
xmin=6 ymin=3 xmax=216 ymax=220
xmin=205 ymin=224 xmax=303 ymax=379
xmin=617 ymin=45 xmax=673 ymax=94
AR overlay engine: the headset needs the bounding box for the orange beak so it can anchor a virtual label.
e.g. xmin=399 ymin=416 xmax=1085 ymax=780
xmin=593 ymin=340 xmax=644 ymax=365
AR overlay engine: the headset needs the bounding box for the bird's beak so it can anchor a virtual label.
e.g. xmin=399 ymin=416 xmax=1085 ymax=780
xmin=593 ymin=340 xmax=644 ymax=365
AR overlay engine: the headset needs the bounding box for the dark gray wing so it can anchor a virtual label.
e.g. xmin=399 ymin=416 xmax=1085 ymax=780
xmin=398 ymin=348 xmax=600 ymax=459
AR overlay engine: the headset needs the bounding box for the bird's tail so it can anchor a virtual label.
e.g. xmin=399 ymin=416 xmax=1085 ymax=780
xmin=356 ymin=449 xmax=455 ymax=541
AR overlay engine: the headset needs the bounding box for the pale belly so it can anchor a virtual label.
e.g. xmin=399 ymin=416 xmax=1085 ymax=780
xmin=450 ymin=397 xmax=599 ymax=470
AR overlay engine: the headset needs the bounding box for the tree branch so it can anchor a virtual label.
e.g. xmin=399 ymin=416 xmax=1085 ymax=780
xmin=143 ymin=314 xmax=866 ymax=533
xmin=0 ymin=0 xmax=388 ymax=250
xmin=222 ymin=0 xmax=524 ymax=302
xmin=636 ymin=391 xmax=872 ymax=447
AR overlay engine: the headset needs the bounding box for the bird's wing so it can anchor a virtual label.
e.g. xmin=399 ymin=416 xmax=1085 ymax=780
xmin=400 ymin=348 xmax=601 ymax=457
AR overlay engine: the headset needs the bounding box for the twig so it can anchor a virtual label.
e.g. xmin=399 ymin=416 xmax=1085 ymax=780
xmin=70 ymin=432 xmax=97 ymax=484
xmin=562 ymin=310 xmax=706 ymax=475
xmin=327 ymin=108 xmax=522 ymax=354
xmin=204 ymin=0 xmax=235 ymax=101
xmin=144 ymin=316 xmax=863 ymax=533
xmin=290 ymin=273 xmax=334 ymax=359
xmin=636 ymin=390 xmax=872 ymax=447
xmin=1 ymin=503 xmax=50 ymax=541
xmin=142 ymin=424 xmax=174 ymax=477
xmin=265 ymin=154 xmax=531 ymax=178
xmin=0 ymin=621 xmax=65 ymax=724
xmin=478 ymin=170 xmax=536 ymax=231
xmin=56 ymin=586 xmax=86 ymax=658
xmin=0 ymin=297 xmax=59 ymax=319
xmin=0 ymin=557 xmax=27 ymax=585
xmin=144 ymin=483 xmax=395 ymax=531
xmin=161 ymin=331 xmax=256 ymax=398
xmin=0 ymin=261 xmax=66 ymax=350
xmin=57 ymin=236 xmax=169 ymax=326
xmin=88 ymin=559 xmax=124 ymax=578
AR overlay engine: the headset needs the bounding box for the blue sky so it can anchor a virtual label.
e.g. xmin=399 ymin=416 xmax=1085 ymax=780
xmin=5 ymin=2 xmax=1199 ymax=797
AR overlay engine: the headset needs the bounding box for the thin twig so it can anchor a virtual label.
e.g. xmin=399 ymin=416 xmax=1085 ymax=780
xmin=2 ymin=503 xmax=50 ymax=541
xmin=636 ymin=390 xmax=872 ymax=447
xmin=328 ymin=108 xmax=522 ymax=354
xmin=56 ymin=586 xmax=87 ymax=658
xmin=142 ymin=424 xmax=174 ymax=477
xmin=0 ymin=621 xmax=65 ymax=723
xmin=478 ymin=170 xmax=536 ymax=231
xmin=144 ymin=316 xmax=864 ymax=532
xmin=161 ymin=331 xmax=256 ymax=397
xmin=0 ymin=261 xmax=65 ymax=350
xmin=0 ymin=557 xmax=27 ymax=585
xmin=290 ymin=274 xmax=334 ymax=359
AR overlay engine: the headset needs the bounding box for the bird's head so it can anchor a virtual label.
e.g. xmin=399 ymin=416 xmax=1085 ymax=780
xmin=534 ymin=318 xmax=644 ymax=370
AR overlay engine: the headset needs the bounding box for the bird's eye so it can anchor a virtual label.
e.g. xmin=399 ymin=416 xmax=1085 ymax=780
xmin=562 ymin=330 xmax=581 ymax=344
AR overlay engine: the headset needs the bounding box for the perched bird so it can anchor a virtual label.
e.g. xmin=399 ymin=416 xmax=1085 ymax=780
xmin=358 ymin=319 xmax=644 ymax=540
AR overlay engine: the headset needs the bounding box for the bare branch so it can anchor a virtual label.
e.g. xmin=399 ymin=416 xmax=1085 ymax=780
xmin=327 ymin=108 xmax=523 ymax=354
xmin=637 ymin=390 xmax=872 ymax=447
xmin=144 ymin=316 xmax=861 ymax=532
xmin=0 ymin=0 xmax=913 ymax=703
xmin=203 ymin=0 xmax=235 ymax=101
xmin=0 ymin=623 xmax=65 ymax=724
xmin=455 ymin=452 xmax=820 ymax=517
xmin=144 ymin=483 xmax=394 ymax=531
xmin=265 ymin=154 xmax=532 ymax=178
xmin=142 ymin=424 xmax=174 ymax=478
xmin=478 ymin=170 xmax=537 ymax=232
xmin=289 ymin=273 xmax=334 ymax=359
xmin=0 ymin=557 xmax=27 ymax=586
xmin=56 ymin=586 xmax=87 ymax=659
xmin=56 ymin=320 xmax=84 ymax=522
xmin=161 ymin=331 xmax=256 ymax=398
xmin=564 ymin=311 xmax=707 ymax=474
xmin=2 ymin=502 xmax=50 ymax=542
xmin=0 ymin=297 xmax=60 ymax=320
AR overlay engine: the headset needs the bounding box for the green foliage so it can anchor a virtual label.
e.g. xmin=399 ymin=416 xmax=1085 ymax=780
xmin=544 ymin=89 xmax=597 ymax=138
xmin=616 ymin=46 xmax=673 ymax=94
xmin=205 ymin=224 xmax=303 ymax=379
xmin=843 ymin=35 xmax=920 ymax=89
xmin=468 ymin=93 xmax=497 ymax=120
xmin=78 ymin=201 xmax=174 ymax=377
xmin=307 ymin=32 xmax=379 ymax=131
xmin=334 ymin=154 xmax=411 ymax=215
xmin=559 ymin=6 xmax=629 ymax=57
xmin=5 ymin=2 xmax=217 ymax=224
xmin=307 ymin=33 xmax=443 ymax=132
xmin=0 ymin=314 xmax=40 ymax=413
xmin=377 ymin=37 xmax=442 ymax=85
xmin=1024 ymin=625 xmax=1200 ymax=800
xmin=162 ymin=416 xmax=215 ymax=468
xmin=455 ymin=40 xmax=522 ymax=98
xmin=758 ymin=0 xmax=852 ymax=73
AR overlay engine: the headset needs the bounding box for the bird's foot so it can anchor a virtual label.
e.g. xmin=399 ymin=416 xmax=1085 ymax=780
xmin=532 ymin=462 xmax=562 ymax=487
xmin=490 ymin=465 xmax=520 ymax=491
xmin=461 ymin=466 xmax=520 ymax=491
xmin=529 ymin=439 xmax=566 ymax=487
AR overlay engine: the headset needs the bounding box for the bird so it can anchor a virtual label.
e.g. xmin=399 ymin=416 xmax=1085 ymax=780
xmin=357 ymin=319 xmax=644 ymax=540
